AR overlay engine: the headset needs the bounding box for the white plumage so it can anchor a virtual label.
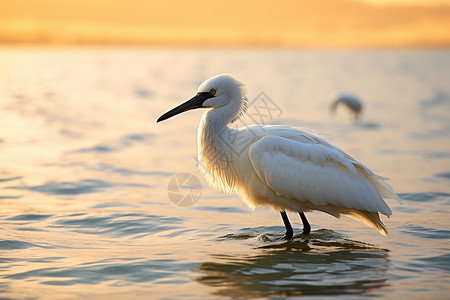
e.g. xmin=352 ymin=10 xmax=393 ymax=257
xmin=158 ymin=74 xmax=398 ymax=238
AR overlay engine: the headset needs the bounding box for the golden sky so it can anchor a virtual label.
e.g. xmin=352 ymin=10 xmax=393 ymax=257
xmin=1 ymin=0 xmax=450 ymax=47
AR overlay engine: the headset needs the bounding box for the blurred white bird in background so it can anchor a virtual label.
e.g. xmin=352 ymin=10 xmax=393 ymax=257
xmin=157 ymin=74 xmax=398 ymax=239
xmin=330 ymin=93 xmax=363 ymax=120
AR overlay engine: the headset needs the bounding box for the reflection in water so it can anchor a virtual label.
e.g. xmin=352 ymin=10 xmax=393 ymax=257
xmin=195 ymin=231 xmax=390 ymax=297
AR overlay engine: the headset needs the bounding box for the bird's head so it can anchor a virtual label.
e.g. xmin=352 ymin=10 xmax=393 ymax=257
xmin=157 ymin=74 xmax=247 ymax=123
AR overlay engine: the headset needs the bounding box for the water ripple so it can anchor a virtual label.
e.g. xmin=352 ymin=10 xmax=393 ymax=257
xmin=6 ymin=258 xmax=196 ymax=286
xmin=134 ymin=87 xmax=153 ymax=99
xmin=399 ymin=224 xmax=450 ymax=240
xmin=193 ymin=206 xmax=249 ymax=214
xmin=51 ymin=213 xmax=185 ymax=238
xmin=120 ymin=133 xmax=153 ymax=145
xmin=414 ymin=253 xmax=450 ymax=272
xmin=420 ymin=91 xmax=450 ymax=108
xmin=7 ymin=214 xmax=53 ymax=221
xmin=8 ymin=179 xmax=152 ymax=195
xmin=436 ymin=172 xmax=450 ymax=180
xmin=398 ymin=192 xmax=450 ymax=202
xmin=0 ymin=240 xmax=45 ymax=250
xmin=73 ymin=133 xmax=153 ymax=153
xmin=92 ymin=163 xmax=174 ymax=177
xmin=0 ymin=195 xmax=22 ymax=199
xmin=0 ymin=176 xmax=22 ymax=182
xmin=75 ymin=145 xmax=117 ymax=153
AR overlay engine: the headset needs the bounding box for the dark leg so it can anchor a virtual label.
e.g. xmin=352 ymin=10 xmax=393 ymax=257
xmin=280 ymin=211 xmax=293 ymax=240
xmin=299 ymin=212 xmax=311 ymax=235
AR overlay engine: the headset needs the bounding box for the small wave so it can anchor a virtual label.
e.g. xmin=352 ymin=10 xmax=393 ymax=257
xmin=59 ymin=128 xmax=83 ymax=138
xmin=218 ymin=226 xmax=284 ymax=241
xmin=51 ymin=213 xmax=186 ymax=238
xmin=91 ymin=163 xmax=173 ymax=177
xmin=72 ymin=133 xmax=153 ymax=154
xmin=436 ymin=172 xmax=450 ymax=180
xmin=355 ymin=122 xmax=381 ymax=130
xmin=120 ymin=133 xmax=153 ymax=146
xmin=6 ymin=258 xmax=196 ymax=286
xmin=414 ymin=253 xmax=450 ymax=272
xmin=134 ymin=88 xmax=153 ymax=99
xmin=399 ymin=224 xmax=450 ymax=240
xmin=8 ymin=179 xmax=152 ymax=196
xmin=193 ymin=206 xmax=249 ymax=214
xmin=75 ymin=145 xmax=117 ymax=153
xmin=218 ymin=228 xmax=385 ymax=253
xmin=218 ymin=233 xmax=259 ymax=240
xmin=7 ymin=214 xmax=53 ymax=221
xmin=0 ymin=195 xmax=22 ymax=199
xmin=9 ymin=179 xmax=113 ymax=195
xmin=0 ymin=176 xmax=22 ymax=182
xmin=90 ymin=202 xmax=136 ymax=209
xmin=420 ymin=91 xmax=450 ymax=108
xmin=399 ymin=192 xmax=450 ymax=202
xmin=0 ymin=240 xmax=44 ymax=250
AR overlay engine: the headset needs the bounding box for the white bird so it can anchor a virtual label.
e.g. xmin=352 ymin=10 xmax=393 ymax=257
xmin=157 ymin=74 xmax=397 ymax=239
xmin=330 ymin=93 xmax=363 ymax=120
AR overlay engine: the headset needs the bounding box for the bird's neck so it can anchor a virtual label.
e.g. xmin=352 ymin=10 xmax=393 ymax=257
xmin=198 ymin=110 xmax=233 ymax=159
xmin=197 ymin=112 xmax=238 ymax=193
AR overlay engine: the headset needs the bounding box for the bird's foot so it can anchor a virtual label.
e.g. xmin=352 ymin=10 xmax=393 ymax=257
xmin=280 ymin=211 xmax=293 ymax=241
xmin=281 ymin=230 xmax=293 ymax=241
xmin=302 ymin=226 xmax=311 ymax=236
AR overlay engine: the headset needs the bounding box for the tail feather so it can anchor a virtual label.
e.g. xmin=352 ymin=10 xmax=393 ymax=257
xmin=371 ymin=174 xmax=402 ymax=205
xmin=311 ymin=204 xmax=389 ymax=236
xmin=345 ymin=209 xmax=388 ymax=236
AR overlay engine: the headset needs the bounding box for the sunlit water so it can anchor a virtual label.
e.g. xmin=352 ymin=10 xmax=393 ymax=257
xmin=1 ymin=48 xmax=449 ymax=299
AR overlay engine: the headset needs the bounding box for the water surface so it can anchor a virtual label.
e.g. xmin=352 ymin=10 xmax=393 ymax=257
xmin=0 ymin=48 xmax=449 ymax=299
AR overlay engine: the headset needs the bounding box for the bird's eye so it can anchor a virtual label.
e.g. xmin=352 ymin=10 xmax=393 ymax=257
xmin=209 ymin=89 xmax=216 ymax=96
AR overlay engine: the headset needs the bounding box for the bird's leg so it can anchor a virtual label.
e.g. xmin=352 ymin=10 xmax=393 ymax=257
xmin=280 ymin=211 xmax=293 ymax=240
xmin=299 ymin=212 xmax=311 ymax=235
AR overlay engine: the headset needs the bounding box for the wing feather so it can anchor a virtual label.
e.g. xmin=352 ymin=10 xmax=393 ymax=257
xmin=248 ymin=135 xmax=393 ymax=217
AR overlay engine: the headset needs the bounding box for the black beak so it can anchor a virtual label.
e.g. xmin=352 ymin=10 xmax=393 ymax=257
xmin=157 ymin=92 xmax=213 ymax=123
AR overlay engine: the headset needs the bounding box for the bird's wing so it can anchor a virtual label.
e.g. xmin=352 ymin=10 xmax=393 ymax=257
xmin=248 ymin=135 xmax=394 ymax=217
